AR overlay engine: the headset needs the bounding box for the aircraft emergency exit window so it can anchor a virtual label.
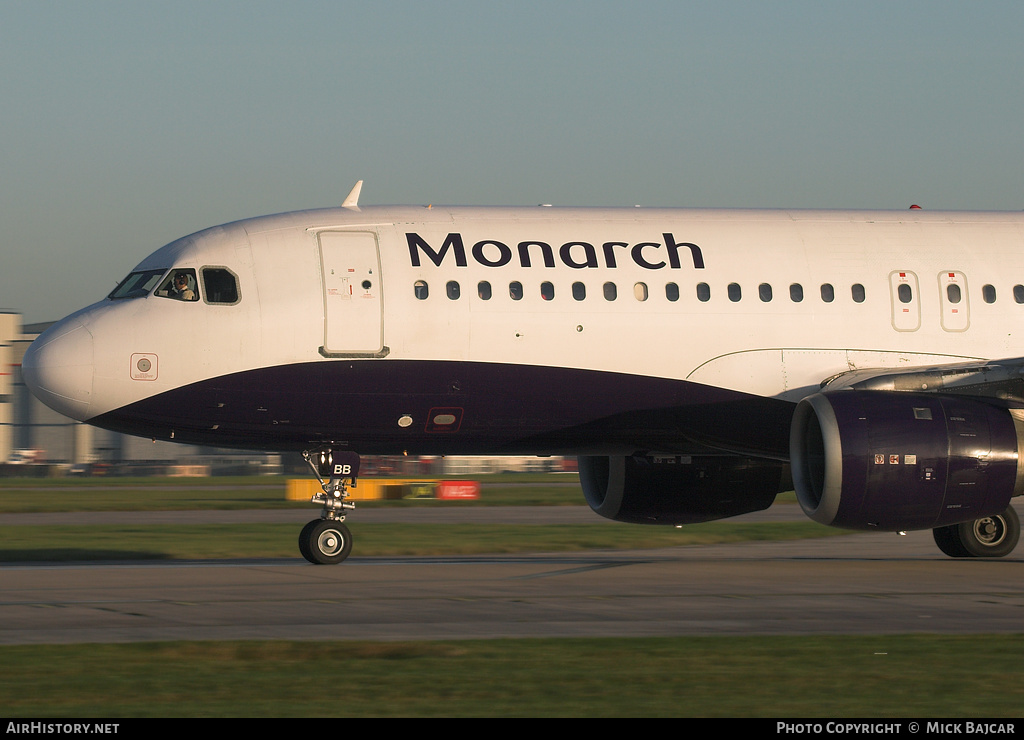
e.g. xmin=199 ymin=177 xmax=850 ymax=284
xmin=541 ymin=282 xmax=555 ymax=300
xmin=155 ymin=269 xmax=199 ymax=302
xmin=109 ymin=269 xmax=167 ymax=300
xmin=898 ymin=284 xmax=913 ymax=303
xmin=478 ymin=281 xmax=492 ymax=300
xmin=414 ymin=280 xmax=429 ymax=300
xmin=572 ymin=282 xmax=586 ymax=301
xmin=509 ymin=281 xmax=523 ymax=301
xmin=946 ymin=284 xmax=962 ymax=304
xmin=821 ymin=284 xmax=835 ymax=303
xmin=603 ymin=282 xmax=617 ymax=301
xmin=665 ymin=283 xmax=679 ymax=302
xmin=983 ymin=284 xmax=996 ymax=304
xmin=634 ymin=282 xmax=648 ymax=301
xmin=201 ymin=268 xmax=239 ymax=304
xmin=728 ymin=283 xmax=741 ymax=302
xmin=1015 ymin=285 xmax=1024 ymax=304
xmin=851 ymin=284 xmax=865 ymax=303
xmin=696 ymin=283 xmax=711 ymax=302
xmin=759 ymin=283 xmax=773 ymax=302
xmin=790 ymin=284 xmax=803 ymax=302
xmin=446 ymin=281 xmax=461 ymax=300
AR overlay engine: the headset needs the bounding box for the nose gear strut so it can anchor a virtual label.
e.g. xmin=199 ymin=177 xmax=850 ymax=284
xmin=298 ymin=447 xmax=360 ymax=564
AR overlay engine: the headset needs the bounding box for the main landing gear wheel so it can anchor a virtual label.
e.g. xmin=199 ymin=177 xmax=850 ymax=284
xmin=300 ymin=519 xmax=353 ymax=564
xmin=932 ymin=506 xmax=1020 ymax=558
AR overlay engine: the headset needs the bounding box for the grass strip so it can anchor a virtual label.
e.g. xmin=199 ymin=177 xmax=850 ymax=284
xmin=0 ymin=635 xmax=1021 ymax=717
xmin=0 ymin=477 xmax=591 ymax=511
xmin=0 ymin=474 xmax=802 ymax=512
xmin=0 ymin=521 xmax=844 ymax=561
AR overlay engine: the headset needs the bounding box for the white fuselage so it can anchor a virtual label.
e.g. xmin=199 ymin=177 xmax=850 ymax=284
xmin=23 ymin=205 xmax=1024 ymax=455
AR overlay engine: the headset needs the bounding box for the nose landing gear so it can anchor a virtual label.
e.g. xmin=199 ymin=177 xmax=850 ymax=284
xmin=299 ymin=448 xmax=360 ymax=564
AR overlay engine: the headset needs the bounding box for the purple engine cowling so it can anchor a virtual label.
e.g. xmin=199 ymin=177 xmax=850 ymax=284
xmin=790 ymin=390 xmax=1023 ymax=531
xmin=578 ymin=454 xmax=783 ymax=525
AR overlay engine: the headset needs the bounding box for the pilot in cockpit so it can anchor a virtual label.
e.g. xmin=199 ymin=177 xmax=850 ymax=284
xmin=170 ymin=272 xmax=195 ymax=301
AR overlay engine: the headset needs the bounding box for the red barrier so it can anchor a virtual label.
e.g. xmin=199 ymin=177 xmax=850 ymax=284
xmin=436 ymin=481 xmax=481 ymax=500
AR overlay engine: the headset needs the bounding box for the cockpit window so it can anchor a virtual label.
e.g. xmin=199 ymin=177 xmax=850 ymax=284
xmin=108 ymin=269 xmax=167 ymax=300
xmin=202 ymin=267 xmax=240 ymax=304
xmin=155 ymin=269 xmax=199 ymax=302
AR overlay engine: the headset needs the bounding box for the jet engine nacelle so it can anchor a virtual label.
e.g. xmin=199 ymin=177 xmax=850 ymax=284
xmin=577 ymin=454 xmax=783 ymax=525
xmin=790 ymin=391 xmax=1024 ymax=531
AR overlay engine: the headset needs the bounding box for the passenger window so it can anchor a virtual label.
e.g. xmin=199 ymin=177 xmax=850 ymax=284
xmin=634 ymin=282 xmax=648 ymax=301
xmin=696 ymin=283 xmax=711 ymax=302
xmin=1015 ymin=285 xmax=1024 ymax=304
xmin=728 ymin=283 xmax=741 ymax=302
xmin=946 ymin=284 xmax=961 ymax=304
xmin=478 ymin=281 xmax=492 ymax=300
xmin=156 ymin=269 xmax=199 ymax=302
xmin=852 ymin=284 xmax=865 ymax=303
xmin=665 ymin=283 xmax=679 ymax=302
xmin=414 ymin=280 xmax=429 ymax=300
xmin=572 ymin=282 xmax=586 ymax=301
xmin=758 ymin=283 xmax=772 ymax=302
xmin=603 ymin=282 xmax=617 ymax=301
xmin=201 ymin=268 xmax=239 ymax=304
xmin=541 ymin=282 xmax=555 ymax=301
xmin=447 ymin=281 xmax=461 ymax=300
xmin=790 ymin=284 xmax=803 ymax=302
xmin=821 ymin=284 xmax=835 ymax=303
xmin=509 ymin=281 xmax=523 ymax=301
xmin=983 ymin=284 xmax=996 ymax=304
xmin=898 ymin=284 xmax=913 ymax=303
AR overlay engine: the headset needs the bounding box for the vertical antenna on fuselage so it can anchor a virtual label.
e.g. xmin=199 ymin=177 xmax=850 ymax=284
xmin=342 ymin=180 xmax=364 ymax=210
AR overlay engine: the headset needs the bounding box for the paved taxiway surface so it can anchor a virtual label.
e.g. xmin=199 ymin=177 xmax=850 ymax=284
xmin=1 ymin=504 xmax=1021 ymax=645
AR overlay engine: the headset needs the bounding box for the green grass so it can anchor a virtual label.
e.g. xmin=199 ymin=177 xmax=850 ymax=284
xmin=0 ymin=476 xmax=298 ymax=511
xmin=0 ymin=474 xmax=800 ymax=510
xmin=0 ymin=520 xmax=843 ymax=561
xmin=0 ymin=474 xmax=799 ymax=511
xmin=0 ymin=636 xmax=1021 ymax=717
xmin=0 ymin=476 xmax=1006 ymax=718
xmin=0 ymin=474 xmax=589 ymax=511
xmin=0 ymin=474 xmax=829 ymax=561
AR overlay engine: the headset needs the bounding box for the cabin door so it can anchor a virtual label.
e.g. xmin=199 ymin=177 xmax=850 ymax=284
xmin=318 ymin=231 xmax=386 ymax=357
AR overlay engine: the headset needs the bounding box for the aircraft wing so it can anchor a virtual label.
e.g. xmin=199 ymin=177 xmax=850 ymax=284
xmin=817 ymin=356 xmax=1024 ymax=404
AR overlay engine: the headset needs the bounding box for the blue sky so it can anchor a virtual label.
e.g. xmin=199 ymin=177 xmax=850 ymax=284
xmin=3 ymin=1 xmax=1023 ymax=322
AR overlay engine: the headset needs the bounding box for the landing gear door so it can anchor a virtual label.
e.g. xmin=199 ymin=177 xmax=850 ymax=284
xmin=318 ymin=231 xmax=387 ymax=357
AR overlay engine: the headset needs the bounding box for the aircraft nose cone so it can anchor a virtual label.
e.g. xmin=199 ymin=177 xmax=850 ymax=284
xmin=22 ymin=318 xmax=95 ymax=421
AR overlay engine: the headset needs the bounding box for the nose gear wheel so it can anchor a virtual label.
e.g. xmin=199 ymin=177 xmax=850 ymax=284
xmin=300 ymin=519 xmax=353 ymax=564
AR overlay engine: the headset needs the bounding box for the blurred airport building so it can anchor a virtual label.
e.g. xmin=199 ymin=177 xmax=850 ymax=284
xmin=1 ymin=312 xmax=570 ymax=476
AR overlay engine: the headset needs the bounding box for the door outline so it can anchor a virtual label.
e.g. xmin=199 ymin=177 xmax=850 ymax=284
xmin=317 ymin=231 xmax=389 ymax=358
xmin=938 ymin=270 xmax=970 ymax=332
xmin=889 ymin=270 xmax=921 ymax=332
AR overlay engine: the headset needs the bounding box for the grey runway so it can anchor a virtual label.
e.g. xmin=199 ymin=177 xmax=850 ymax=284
xmin=1 ymin=523 xmax=1021 ymax=645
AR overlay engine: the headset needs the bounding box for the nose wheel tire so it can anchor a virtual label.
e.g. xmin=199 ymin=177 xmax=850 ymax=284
xmin=300 ymin=519 xmax=353 ymax=564
xmin=932 ymin=506 xmax=1019 ymax=558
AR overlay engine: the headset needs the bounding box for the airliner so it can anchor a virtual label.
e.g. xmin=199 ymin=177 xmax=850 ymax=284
xmin=23 ymin=182 xmax=1023 ymax=563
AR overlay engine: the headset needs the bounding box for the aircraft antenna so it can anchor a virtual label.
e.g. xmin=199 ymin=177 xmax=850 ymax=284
xmin=342 ymin=180 xmax=364 ymax=209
